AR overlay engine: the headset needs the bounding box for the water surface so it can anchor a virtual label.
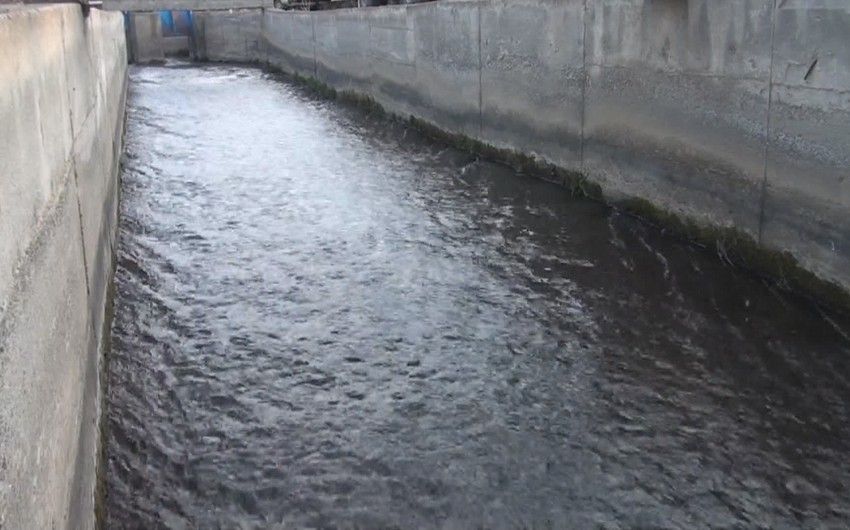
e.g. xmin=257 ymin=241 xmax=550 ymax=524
xmin=106 ymin=63 xmax=850 ymax=529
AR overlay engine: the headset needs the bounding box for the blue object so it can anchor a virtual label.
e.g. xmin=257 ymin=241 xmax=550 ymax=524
xmin=160 ymin=10 xmax=175 ymax=35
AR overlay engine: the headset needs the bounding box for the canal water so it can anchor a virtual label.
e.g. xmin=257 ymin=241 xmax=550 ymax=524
xmin=106 ymin=63 xmax=850 ymax=529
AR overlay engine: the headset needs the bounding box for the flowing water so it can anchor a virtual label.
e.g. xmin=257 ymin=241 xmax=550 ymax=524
xmin=106 ymin=63 xmax=850 ymax=529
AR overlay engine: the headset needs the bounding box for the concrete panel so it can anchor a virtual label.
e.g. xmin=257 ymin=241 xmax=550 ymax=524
xmin=583 ymin=0 xmax=774 ymax=237
xmin=0 ymin=178 xmax=90 ymax=530
xmin=74 ymin=8 xmax=127 ymax=329
xmin=0 ymin=5 xmax=127 ymax=527
xmin=0 ymin=6 xmax=74 ymax=320
xmin=585 ymin=0 xmax=774 ymax=79
xmin=584 ymin=67 xmax=768 ymax=235
xmin=762 ymin=1 xmax=850 ymax=288
xmin=61 ymin=9 xmax=98 ymax=140
xmin=479 ymin=0 xmax=585 ymax=174
xmin=409 ymin=0 xmax=480 ymax=137
xmin=313 ymin=9 xmax=374 ymax=95
xmin=368 ymin=6 xmax=417 ymax=118
xmin=197 ymin=9 xmax=263 ymax=62
xmin=162 ymin=34 xmax=189 ymax=56
xmin=129 ymin=11 xmax=164 ymax=63
xmin=264 ymin=9 xmax=316 ymax=77
xmin=68 ymin=14 xmax=127 ymax=530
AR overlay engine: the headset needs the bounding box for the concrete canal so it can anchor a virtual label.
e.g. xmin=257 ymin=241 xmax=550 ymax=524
xmin=105 ymin=62 xmax=850 ymax=528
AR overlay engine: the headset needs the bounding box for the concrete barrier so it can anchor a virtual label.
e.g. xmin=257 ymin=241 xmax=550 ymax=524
xmin=480 ymin=0 xmax=584 ymax=174
xmin=0 ymin=4 xmax=127 ymax=528
xmin=196 ymin=1 xmax=849 ymax=295
xmin=763 ymin=0 xmax=850 ymax=294
xmin=127 ymin=11 xmax=165 ymax=62
xmin=192 ymin=8 xmax=263 ymax=62
xmin=263 ymin=9 xmax=316 ymax=76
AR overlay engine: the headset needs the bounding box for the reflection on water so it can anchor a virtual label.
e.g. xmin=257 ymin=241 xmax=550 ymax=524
xmin=106 ymin=63 xmax=850 ymax=528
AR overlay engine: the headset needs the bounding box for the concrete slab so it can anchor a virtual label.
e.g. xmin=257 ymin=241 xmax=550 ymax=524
xmin=479 ymin=0 xmax=585 ymax=174
xmin=762 ymin=1 xmax=850 ymax=288
xmin=0 ymin=5 xmax=126 ymax=527
xmin=314 ymin=8 xmax=374 ymax=95
xmin=264 ymin=10 xmax=316 ymax=77
xmin=409 ymin=0 xmax=480 ymax=138
xmin=583 ymin=0 xmax=774 ymax=237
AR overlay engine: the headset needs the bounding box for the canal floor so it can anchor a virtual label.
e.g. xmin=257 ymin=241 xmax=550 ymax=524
xmin=106 ymin=63 xmax=850 ymax=529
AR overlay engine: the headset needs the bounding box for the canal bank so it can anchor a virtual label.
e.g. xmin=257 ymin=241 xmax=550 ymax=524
xmin=1 ymin=0 xmax=849 ymax=526
xmin=0 ymin=4 xmax=127 ymax=528
xmin=185 ymin=0 xmax=850 ymax=305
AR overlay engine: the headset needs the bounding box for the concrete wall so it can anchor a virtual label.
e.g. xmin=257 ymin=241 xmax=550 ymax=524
xmin=162 ymin=34 xmax=190 ymax=56
xmin=200 ymin=1 xmax=850 ymax=291
xmin=764 ymin=1 xmax=850 ymax=294
xmin=263 ymin=9 xmax=317 ymax=76
xmin=193 ymin=8 xmax=264 ymax=62
xmin=0 ymin=4 xmax=127 ymax=528
xmin=583 ymin=0 xmax=774 ymax=239
xmin=104 ymin=0 xmax=271 ymax=12
xmin=127 ymin=11 xmax=164 ymax=63
xmin=126 ymin=13 xmax=192 ymax=62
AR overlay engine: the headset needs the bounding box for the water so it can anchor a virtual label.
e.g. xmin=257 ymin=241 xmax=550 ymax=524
xmin=106 ymin=63 xmax=850 ymax=529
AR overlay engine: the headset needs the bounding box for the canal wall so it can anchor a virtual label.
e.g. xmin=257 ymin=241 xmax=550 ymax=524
xmin=192 ymin=8 xmax=264 ymax=62
xmin=0 ymin=4 xmax=127 ymax=528
xmin=126 ymin=13 xmax=191 ymax=62
xmin=127 ymin=11 xmax=165 ymax=62
xmin=197 ymin=0 xmax=850 ymax=297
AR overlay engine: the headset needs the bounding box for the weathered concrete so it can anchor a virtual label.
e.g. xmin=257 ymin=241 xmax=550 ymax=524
xmin=162 ymin=34 xmax=189 ymax=56
xmin=583 ymin=0 xmax=775 ymax=238
xmin=762 ymin=0 xmax=850 ymax=294
xmin=192 ymin=8 xmax=263 ymax=62
xmin=410 ymin=1 xmax=480 ymax=137
xmin=0 ymin=4 xmax=127 ymax=528
xmin=264 ymin=9 xmax=317 ymax=77
xmin=127 ymin=12 xmax=197 ymax=61
xmin=103 ymin=0 xmax=271 ymax=12
xmin=194 ymin=1 xmax=849 ymax=293
xmin=126 ymin=12 xmax=191 ymax=62
xmin=365 ymin=6 xmax=415 ymax=114
xmin=127 ymin=11 xmax=164 ymax=63
xmin=480 ymin=0 xmax=584 ymax=174
xmin=313 ymin=7 xmax=375 ymax=97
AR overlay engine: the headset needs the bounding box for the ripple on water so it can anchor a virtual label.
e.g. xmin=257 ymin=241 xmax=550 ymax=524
xmin=106 ymin=63 xmax=850 ymax=529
